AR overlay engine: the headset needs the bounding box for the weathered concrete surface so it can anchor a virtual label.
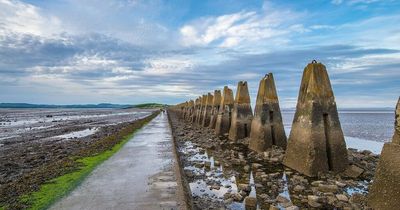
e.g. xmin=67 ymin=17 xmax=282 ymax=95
xmin=196 ymin=95 xmax=206 ymax=125
xmin=283 ymin=61 xmax=348 ymax=177
xmin=201 ymin=93 xmax=214 ymax=127
xmin=185 ymin=100 xmax=194 ymax=121
xmin=209 ymin=90 xmax=222 ymax=129
xmin=392 ymin=97 xmax=400 ymax=144
xmin=368 ymin=98 xmax=400 ymax=210
xmin=215 ymin=86 xmax=234 ymax=136
xmin=228 ymin=81 xmax=253 ymax=141
xmin=50 ymin=113 xmax=186 ymax=210
xmin=249 ymin=73 xmax=287 ymax=152
xmin=191 ymin=97 xmax=200 ymax=123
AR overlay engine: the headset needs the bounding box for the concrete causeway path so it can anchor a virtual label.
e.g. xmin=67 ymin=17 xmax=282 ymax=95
xmin=50 ymin=112 xmax=185 ymax=210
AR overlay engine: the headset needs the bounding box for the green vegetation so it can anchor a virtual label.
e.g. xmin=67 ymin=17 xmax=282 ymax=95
xmin=133 ymin=103 xmax=167 ymax=109
xmin=0 ymin=112 xmax=159 ymax=210
xmin=21 ymin=133 xmax=134 ymax=210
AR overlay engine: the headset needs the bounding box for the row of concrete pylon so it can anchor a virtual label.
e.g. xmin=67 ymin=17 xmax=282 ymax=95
xmin=172 ymin=60 xmax=400 ymax=209
xmin=174 ymin=60 xmax=348 ymax=177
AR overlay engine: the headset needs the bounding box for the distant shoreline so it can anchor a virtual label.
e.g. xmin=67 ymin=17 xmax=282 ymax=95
xmin=0 ymin=103 xmax=167 ymax=109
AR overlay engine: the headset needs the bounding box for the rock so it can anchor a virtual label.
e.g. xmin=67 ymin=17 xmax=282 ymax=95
xmin=252 ymin=163 xmax=262 ymax=169
xmin=232 ymin=192 xmax=243 ymax=201
xmin=285 ymin=206 xmax=299 ymax=210
xmin=269 ymin=205 xmax=279 ymax=210
xmin=293 ymin=185 xmax=305 ymax=192
xmin=335 ymin=181 xmax=346 ymax=187
xmin=327 ymin=196 xmax=337 ymax=205
xmin=311 ymin=180 xmax=323 ymax=186
xmin=336 ymin=194 xmax=348 ymax=202
xmin=238 ymin=184 xmax=250 ymax=192
xmin=307 ymin=195 xmax=320 ymax=203
xmin=244 ymin=165 xmax=250 ymax=172
xmin=244 ymin=196 xmax=257 ymax=210
xmin=317 ymin=184 xmax=338 ymax=193
xmin=343 ymin=165 xmax=364 ymax=178
xmin=276 ymin=195 xmax=290 ymax=203
xmin=308 ymin=200 xmax=322 ymax=208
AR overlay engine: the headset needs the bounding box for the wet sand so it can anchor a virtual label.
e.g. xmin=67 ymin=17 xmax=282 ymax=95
xmin=50 ymin=112 xmax=186 ymax=210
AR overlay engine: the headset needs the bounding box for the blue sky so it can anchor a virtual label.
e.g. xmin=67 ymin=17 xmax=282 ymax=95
xmin=0 ymin=0 xmax=399 ymax=108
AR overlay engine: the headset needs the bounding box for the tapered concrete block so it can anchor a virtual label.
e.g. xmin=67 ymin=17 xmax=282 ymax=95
xmin=191 ymin=97 xmax=200 ymax=123
xmin=215 ymin=86 xmax=234 ymax=136
xmin=249 ymin=73 xmax=287 ymax=152
xmin=186 ymin=100 xmax=194 ymax=121
xmin=228 ymin=81 xmax=253 ymax=141
xmin=209 ymin=90 xmax=222 ymax=129
xmin=196 ymin=95 xmax=207 ymax=125
xmin=283 ymin=61 xmax=348 ymax=177
xmin=368 ymin=97 xmax=400 ymax=210
xmin=202 ymin=93 xmax=214 ymax=127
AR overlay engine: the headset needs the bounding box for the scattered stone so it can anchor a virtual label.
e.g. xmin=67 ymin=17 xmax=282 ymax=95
xmin=343 ymin=165 xmax=364 ymax=178
xmin=336 ymin=194 xmax=348 ymax=202
xmin=244 ymin=196 xmax=257 ymax=210
xmin=317 ymin=184 xmax=338 ymax=193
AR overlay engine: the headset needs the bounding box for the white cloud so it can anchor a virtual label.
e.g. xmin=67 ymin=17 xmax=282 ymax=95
xmin=142 ymin=57 xmax=195 ymax=75
xmin=179 ymin=4 xmax=303 ymax=50
xmin=0 ymin=0 xmax=62 ymax=38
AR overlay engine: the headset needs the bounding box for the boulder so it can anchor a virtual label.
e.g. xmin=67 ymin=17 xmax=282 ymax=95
xmin=343 ymin=165 xmax=364 ymax=178
xmin=244 ymin=196 xmax=257 ymax=210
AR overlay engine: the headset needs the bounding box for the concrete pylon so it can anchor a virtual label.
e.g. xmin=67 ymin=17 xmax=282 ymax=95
xmin=249 ymin=73 xmax=287 ymax=152
xmin=196 ymin=95 xmax=207 ymax=125
xmin=228 ymin=81 xmax=253 ymax=141
xmin=215 ymin=86 xmax=234 ymax=136
xmin=191 ymin=97 xmax=200 ymax=123
xmin=209 ymin=90 xmax=222 ymax=129
xmin=202 ymin=93 xmax=214 ymax=127
xmin=186 ymin=100 xmax=194 ymax=121
xmin=368 ymin=97 xmax=400 ymax=210
xmin=283 ymin=61 xmax=348 ymax=177
xmin=182 ymin=101 xmax=188 ymax=119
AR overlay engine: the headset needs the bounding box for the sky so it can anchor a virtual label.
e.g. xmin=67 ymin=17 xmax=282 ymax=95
xmin=0 ymin=0 xmax=399 ymax=108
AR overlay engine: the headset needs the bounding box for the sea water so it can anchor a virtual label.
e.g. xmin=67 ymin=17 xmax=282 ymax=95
xmin=282 ymin=110 xmax=394 ymax=154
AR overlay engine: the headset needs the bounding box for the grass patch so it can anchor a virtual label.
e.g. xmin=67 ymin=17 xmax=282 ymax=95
xmin=133 ymin=103 xmax=168 ymax=109
xmin=12 ymin=113 xmax=158 ymax=210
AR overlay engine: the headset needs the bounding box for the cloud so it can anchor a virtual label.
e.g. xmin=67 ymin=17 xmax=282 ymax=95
xmin=0 ymin=0 xmax=62 ymax=38
xmin=179 ymin=2 xmax=303 ymax=50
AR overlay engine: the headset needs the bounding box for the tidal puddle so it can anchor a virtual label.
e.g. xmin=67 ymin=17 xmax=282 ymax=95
xmin=52 ymin=128 xmax=99 ymax=139
xmin=180 ymin=141 xmax=266 ymax=210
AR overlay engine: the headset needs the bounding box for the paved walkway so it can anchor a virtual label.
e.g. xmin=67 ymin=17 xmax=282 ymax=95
xmin=50 ymin=112 xmax=183 ymax=210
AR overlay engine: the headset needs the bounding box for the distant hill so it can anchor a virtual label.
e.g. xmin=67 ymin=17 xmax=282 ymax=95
xmin=132 ymin=103 xmax=168 ymax=109
xmin=0 ymin=103 xmax=168 ymax=109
